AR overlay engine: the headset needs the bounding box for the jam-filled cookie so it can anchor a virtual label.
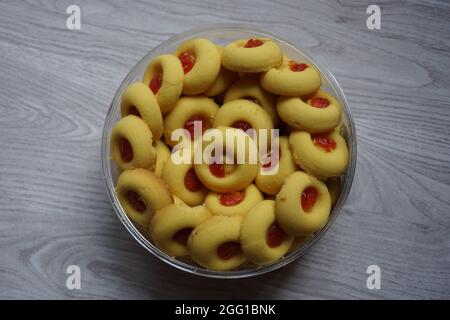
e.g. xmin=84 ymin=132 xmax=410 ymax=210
xmin=204 ymin=183 xmax=263 ymax=217
xmin=116 ymin=168 xmax=173 ymax=227
xmin=275 ymin=171 xmax=331 ymax=236
xmin=289 ymin=130 xmax=349 ymax=179
xmin=120 ymin=82 xmax=163 ymax=140
xmin=187 ymin=215 xmax=246 ymax=271
xmin=143 ymin=54 xmax=184 ymax=114
xmin=240 ymin=200 xmax=293 ymax=265
xmin=163 ymin=96 xmax=219 ymax=146
xmin=152 ymin=140 xmax=170 ymax=177
xmin=212 ymin=99 xmax=273 ymax=140
xmin=203 ymin=46 xmax=238 ymax=97
xmin=260 ymin=56 xmax=321 ymax=96
xmin=277 ymin=89 xmax=341 ymax=133
xmin=255 ymin=136 xmax=298 ymax=195
xmin=162 ymin=147 xmax=208 ymax=206
xmin=222 ymin=38 xmax=282 ymax=73
xmin=223 ymin=78 xmax=278 ymax=125
xmin=174 ymin=38 xmax=221 ymax=95
xmin=149 ymin=204 xmax=212 ymax=257
xmin=110 ymin=115 xmax=156 ymax=171
xmin=194 ymin=127 xmax=259 ymax=193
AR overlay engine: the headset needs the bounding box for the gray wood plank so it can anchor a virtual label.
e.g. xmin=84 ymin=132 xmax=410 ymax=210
xmin=0 ymin=0 xmax=449 ymax=299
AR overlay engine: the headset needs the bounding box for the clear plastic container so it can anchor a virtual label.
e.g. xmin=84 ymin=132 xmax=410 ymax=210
xmin=101 ymin=24 xmax=357 ymax=278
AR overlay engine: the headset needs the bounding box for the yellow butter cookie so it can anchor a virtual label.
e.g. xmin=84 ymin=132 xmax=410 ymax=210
xmin=149 ymin=204 xmax=212 ymax=257
xmin=255 ymin=136 xmax=298 ymax=195
xmin=188 ymin=215 xmax=246 ymax=271
xmin=194 ymin=127 xmax=259 ymax=193
xmin=143 ymin=54 xmax=184 ymax=114
xmin=204 ymin=183 xmax=263 ymax=217
xmin=222 ymin=38 xmax=282 ymax=73
xmin=110 ymin=115 xmax=156 ymax=171
xmin=289 ymin=130 xmax=349 ymax=179
xmin=241 ymin=200 xmax=293 ymax=265
xmin=260 ymin=56 xmax=321 ymax=96
xmin=116 ymin=168 xmax=173 ymax=227
xmin=275 ymin=171 xmax=331 ymax=236
xmin=120 ymin=82 xmax=163 ymax=140
xmin=174 ymin=38 xmax=221 ymax=95
xmin=277 ymin=90 xmax=341 ymax=133
xmin=223 ymin=78 xmax=278 ymax=125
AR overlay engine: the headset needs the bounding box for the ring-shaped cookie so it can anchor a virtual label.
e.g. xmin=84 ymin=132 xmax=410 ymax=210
xmin=143 ymin=54 xmax=184 ymax=114
xmin=194 ymin=127 xmax=259 ymax=193
xmin=222 ymin=38 xmax=282 ymax=73
xmin=289 ymin=130 xmax=349 ymax=179
xmin=275 ymin=171 xmax=331 ymax=236
xmin=260 ymin=56 xmax=321 ymax=96
xmin=149 ymin=204 xmax=212 ymax=257
xmin=240 ymin=200 xmax=293 ymax=265
xmin=162 ymin=148 xmax=208 ymax=206
xmin=255 ymin=136 xmax=298 ymax=195
xmin=187 ymin=215 xmax=246 ymax=271
xmin=277 ymin=89 xmax=341 ymax=133
xmin=152 ymin=140 xmax=170 ymax=177
xmin=174 ymin=38 xmax=221 ymax=95
xmin=204 ymin=183 xmax=263 ymax=216
xmin=212 ymin=99 xmax=273 ymax=142
xmin=203 ymin=46 xmax=238 ymax=97
xmin=116 ymin=168 xmax=173 ymax=227
xmin=110 ymin=115 xmax=156 ymax=171
xmin=223 ymin=79 xmax=278 ymax=125
xmin=121 ymin=82 xmax=163 ymax=140
xmin=163 ymin=96 xmax=218 ymax=147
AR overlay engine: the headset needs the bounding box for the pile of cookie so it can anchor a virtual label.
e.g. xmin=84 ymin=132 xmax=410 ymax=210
xmin=110 ymin=37 xmax=349 ymax=271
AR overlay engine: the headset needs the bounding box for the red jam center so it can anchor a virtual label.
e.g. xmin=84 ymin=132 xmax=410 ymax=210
xmin=262 ymin=155 xmax=272 ymax=168
xmin=244 ymin=39 xmax=263 ymax=48
xmin=184 ymin=115 xmax=206 ymax=139
xmin=262 ymin=147 xmax=280 ymax=169
xmin=119 ymin=138 xmax=133 ymax=162
xmin=266 ymin=223 xmax=287 ymax=248
xmin=217 ymin=242 xmax=241 ymax=260
xmin=289 ymin=61 xmax=308 ymax=72
xmin=128 ymin=106 xmax=141 ymax=117
xmin=209 ymin=162 xmax=225 ymax=178
xmin=310 ymin=97 xmax=330 ymax=108
xmin=184 ymin=168 xmax=203 ymax=192
xmin=232 ymin=120 xmax=252 ymax=132
xmin=262 ymin=154 xmax=278 ymax=169
xmin=312 ymin=133 xmax=336 ymax=152
xmin=179 ymin=52 xmax=195 ymax=74
xmin=173 ymin=228 xmax=193 ymax=245
xmin=150 ymin=73 xmax=163 ymax=94
xmin=219 ymin=191 xmax=244 ymax=206
xmin=127 ymin=191 xmax=146 ymax=212
xmin=243 ymin=96 xmax=260 ymax=105
xmin=301 ymin=187 xmax=318 ymax=212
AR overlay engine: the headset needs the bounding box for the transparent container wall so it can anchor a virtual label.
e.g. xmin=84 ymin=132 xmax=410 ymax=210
xmin=102 ymin=25 xmax=357 ymax=278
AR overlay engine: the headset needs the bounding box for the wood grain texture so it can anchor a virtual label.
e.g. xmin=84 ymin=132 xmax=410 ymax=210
xmin=0 ymin=0 xmax=449 ymax=299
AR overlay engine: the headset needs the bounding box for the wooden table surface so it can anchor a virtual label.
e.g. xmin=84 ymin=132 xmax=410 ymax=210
xmin=1 ymin=0 xmax=449 ymax=299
